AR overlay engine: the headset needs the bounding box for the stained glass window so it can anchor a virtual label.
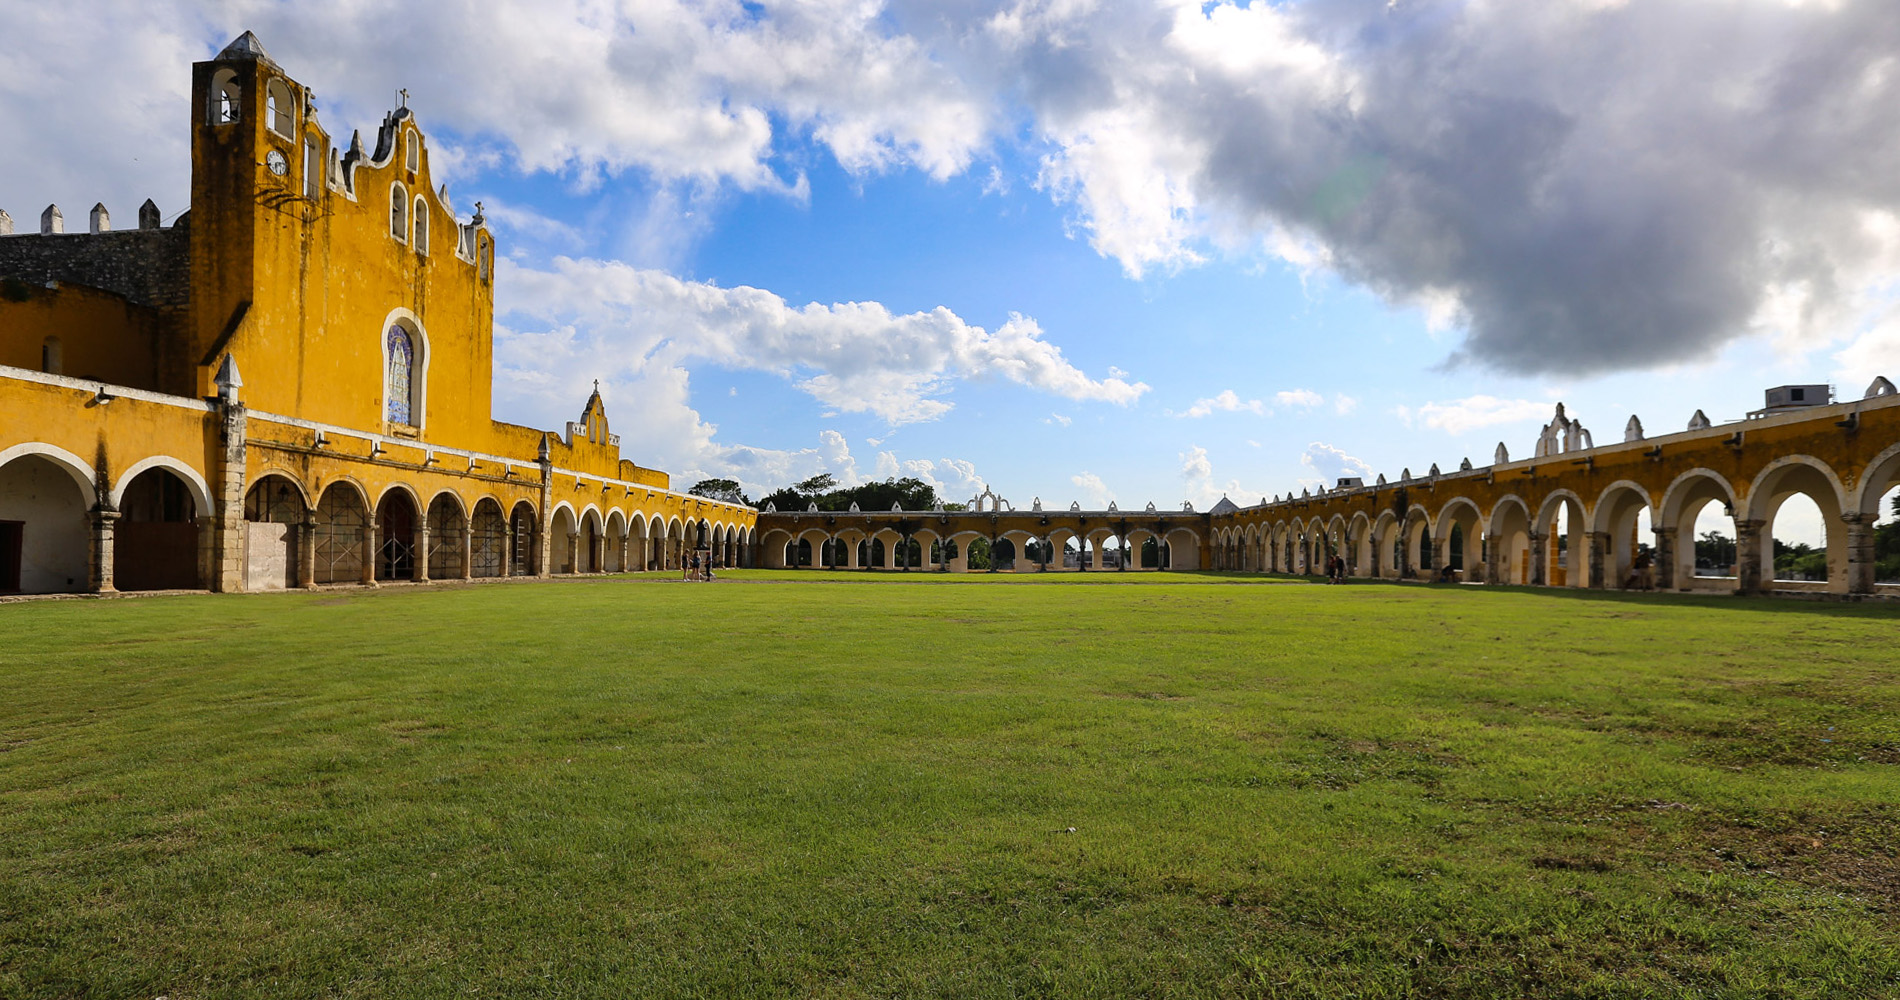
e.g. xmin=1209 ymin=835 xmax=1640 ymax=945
xmin=386 ymin=326 xmax=414 ymax=424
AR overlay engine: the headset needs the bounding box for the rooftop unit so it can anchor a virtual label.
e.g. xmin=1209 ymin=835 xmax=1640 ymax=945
xmin=1751 ymin=384 xmax=1832 ymax=418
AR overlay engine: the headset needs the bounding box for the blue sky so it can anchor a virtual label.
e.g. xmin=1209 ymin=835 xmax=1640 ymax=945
xmin=4 ymin=1 xmax=1897 ymax=541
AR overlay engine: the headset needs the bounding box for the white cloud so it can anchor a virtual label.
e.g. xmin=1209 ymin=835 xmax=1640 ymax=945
xmin=1275 ymin=388 xmax=1323 ymax=409
xmin=1299 ymin=442 xmax=1374 ymax=489
xmin=904 ymin=458 xmax=987 ymax=501
xmin=1071 ymin=471 xmax=1115 ymax=507
xmin=1046 ymin=413 xmax=1073 ymax=426
xmin=1398 ymin=396 xmax=1556 ymax=436
xmin=1177 ymin=389 xmax=1265 ymax=418
xmin=500 ymin=256 xmax=1147 ymax=427
xmin=1179 ymin=445 xmax=1259 ymax=508
xmin=1333 ymin=394 xmax=1358 ymax=416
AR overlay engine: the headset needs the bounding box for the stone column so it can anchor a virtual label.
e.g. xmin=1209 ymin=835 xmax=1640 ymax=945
xmin=566 ymin=532 xmax=580 ymax=574
xmin=211 ymin=400 xmax=250 ymax=592
xmin=88 ymin=504 xmax=119 ymax=593
xmin=1587 ymin=531 xmax=1609 ymax=589
xmin=988 ymin=535 xmax=999 ymax=573
xmin=1651 ymin=526 xmax=1675 ymax=590
xmin=415 ymin=514 xmax=432 ymax=583
xmin=361 ymin=514 xmax=379 ymax=586
xmin=297 ymin=514 xmax=318 ymax=589
xmin=1734 ymin=518 xmax=1765 ymax=594
xmin=1528 ymin=530 xmax=1546 ymax=587
xmin=459 ymin=517 xmax=473 ymax=580
xmin=1842 ymin=512 xmax=1876 ymax=596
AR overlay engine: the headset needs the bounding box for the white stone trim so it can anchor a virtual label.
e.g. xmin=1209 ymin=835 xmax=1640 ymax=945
xmin=110 ymin=456 xmax=214 ymax=515
xmin=0 ymin=441 xmax=97 ymax=506
xmin=0 ymin=365 xmax=213 ymax=412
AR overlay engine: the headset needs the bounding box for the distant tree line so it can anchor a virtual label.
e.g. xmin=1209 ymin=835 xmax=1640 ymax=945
xmin=752 ymin=474 xmax=965 ymax=514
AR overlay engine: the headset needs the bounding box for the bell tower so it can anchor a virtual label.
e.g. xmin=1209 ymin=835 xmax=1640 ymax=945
xmin=186 ymin=31 xmax=312 ymax=397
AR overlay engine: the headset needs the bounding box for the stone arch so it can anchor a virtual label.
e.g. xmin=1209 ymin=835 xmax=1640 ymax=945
xmin=627 ymin=512 xmax=653 ymax=570
xmin=374 ymin=484 xmax=421 ymax=582
xmin=0 ymin=447 xmax=96 ymax=594
xmin=1534 ymin=489 xmax=1590 ymax=588
xmin=759 ymin=528 xmax=794 ymax=568
xmin=424 ymin=490 xmax=466 ymax=580
xmin=241 ymin=473 xmax=308 ymax=590
xmin=1488 ymin=495 xmax=1533 ymax=585
xmin=1591 ymin=480 xmax=1655 ymax=590
xmin=1349 ymin=511 xmax=1373 ymax=577
xmin=1403 ymin=505 xmax=1433 ymax=578
xmin=313 ymin=480 xmax=371 ymax=584
xmin=1371 ymin=510 xmax=1400 ymax=579
xmin=0 ymin=442 xmax=96 ymax=508
xmin=110 ymin=456 xmax=212 ymax=515
xmin=549 ymin=503 xmax=580 ymax=574
xmin=1747 ymin=455 xmax=1849 ymax=592
xmin=1163 ymin=527 xmax=1200 ymax=570
xmin=113 ymin=464 xmax=205 ymax=591
xmin=579 ymin=506 xmax=606 ymax=573
xmin=469 ymin=496 xmax=508 ymax=578
xmin=604 ymin=509 xmax=629 ymax=572
xmin=1435 ymin=497 xmax=1485 ymax=581
xmin=1851 ymin=440 xmax=1900 ymax=518
xmin=508 ymin=500 xmax=538 ymax=576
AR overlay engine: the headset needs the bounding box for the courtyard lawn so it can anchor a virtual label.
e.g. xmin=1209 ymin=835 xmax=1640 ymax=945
xmin=2 ymin=576 xmax=1897 ymax=999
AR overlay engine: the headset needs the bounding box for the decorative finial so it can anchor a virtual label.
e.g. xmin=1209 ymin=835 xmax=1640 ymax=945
xmin=399 ymin=88 xmax=410 ymax=109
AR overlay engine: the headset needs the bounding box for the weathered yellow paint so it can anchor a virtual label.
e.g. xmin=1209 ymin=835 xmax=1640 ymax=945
xmin=1206 ymin=394 xmax=1900 ymax=596
xmin=0 ymin=35 xmax=754 ymax=594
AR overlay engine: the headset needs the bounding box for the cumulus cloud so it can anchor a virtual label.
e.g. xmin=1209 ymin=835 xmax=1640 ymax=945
xmin=1177 ymin=389 xmax=1265 ymax=418
xmin=500 ymin=257 xmax=1147 ymax=426
xmin=1298 ymin=441 xmax=1373 ymax=490
xmin=1396 ymin=396 xmax=1556 ymax=436
xmin=1179 ymin=445 xmax=1259 ymax=508
xmin=15 ymin=0 xmax=1900 ymax=392
xmin=1070 ymin=472 xmax=1114 ymax=507
xmin=1274 ymin=389 xmax=1324 ymax=410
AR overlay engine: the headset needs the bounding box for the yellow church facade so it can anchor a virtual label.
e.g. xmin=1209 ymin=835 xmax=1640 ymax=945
xmin=0 ymin=33 xmax=756 ymax=595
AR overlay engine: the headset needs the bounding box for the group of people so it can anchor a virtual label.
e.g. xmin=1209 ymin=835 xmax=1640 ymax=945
xmin=682 ymin=550 xmax=718 ymax=582
xmin=1324 ymin=554 xmax=1347 ymax=584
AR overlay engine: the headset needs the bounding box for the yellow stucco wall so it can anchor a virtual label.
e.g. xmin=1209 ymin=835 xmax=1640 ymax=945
xmin=0 ymin=283 xmax=164 ymax=390
xmin=0 ymin=40 xmax=753 ymax=593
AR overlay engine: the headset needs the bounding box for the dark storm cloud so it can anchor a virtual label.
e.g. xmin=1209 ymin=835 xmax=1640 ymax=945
xmin=990 ymin=0 xmax=1900 ymax=375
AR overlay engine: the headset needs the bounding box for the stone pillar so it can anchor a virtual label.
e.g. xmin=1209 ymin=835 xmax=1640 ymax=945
xmin=211 ymin=400 xmax=250 ymax=592
xmin=988 ymin=535 xmax=999 ymax=573
xmin=1734 ymin=519 xmax=1765 ymax=594
xmin=564 ymin=532 xmax=579 ymax=574
xmin=297 ymin=514 xmax=318 ymax=589
xmin=1842 ymin=512 xmax=1876 ymax=596
xmin=1587 ymin=531 xmax=1609 ymax=589
xmin=1651 ymin=526 xmax=1675 ymax=590
xmin=415 ymin=515 xmax=432 ymax=583
xmin=1528 ymin=530 xmax=1546 ymax=587
xmin=1117 ymin=533 xmax=1128 ymax=572
xmin=536 ymin=453 xmax=554 ymax=578
xmin=361 ymin=514 xmax=379 ymax=586
xmin=88 ymin=504 xmax=119 ymax=593
xmin=1398 ymin=526 xmax=1412 ymax=580
xmin=460 ymin=520 xmax=473 ymax=580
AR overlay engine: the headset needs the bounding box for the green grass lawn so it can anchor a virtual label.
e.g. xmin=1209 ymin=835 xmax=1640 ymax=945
xmin=3 ymin=573 xmax=1898 ymax=999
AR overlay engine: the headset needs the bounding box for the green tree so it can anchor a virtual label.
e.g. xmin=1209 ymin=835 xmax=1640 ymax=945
xmin=757 ymin=474 xmax=838 ymax=512
xmin=687 ymin=478 xmax=751 ymax=506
